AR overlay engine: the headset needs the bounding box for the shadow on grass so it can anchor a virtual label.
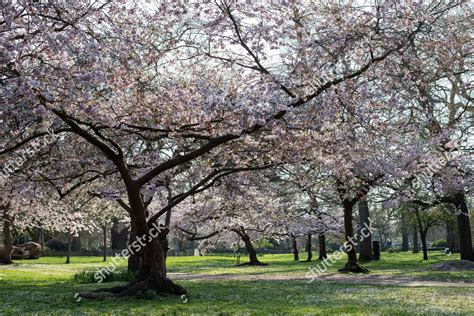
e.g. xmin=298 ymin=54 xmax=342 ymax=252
xmin=1 ymin=277 xmax=472 ymax=314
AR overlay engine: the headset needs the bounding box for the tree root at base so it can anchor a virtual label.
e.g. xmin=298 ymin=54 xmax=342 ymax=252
xmin=237 ymin=261 xmax=269 ymax=266
xmin=76 ymin=278 xmax=186 ymax=300
xmin=338 ymin=261 xmax=370 ymax=273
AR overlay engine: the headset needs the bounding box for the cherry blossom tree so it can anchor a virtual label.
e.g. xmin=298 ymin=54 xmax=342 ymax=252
xmin=1 ymin=0 xmax=469 ymax=296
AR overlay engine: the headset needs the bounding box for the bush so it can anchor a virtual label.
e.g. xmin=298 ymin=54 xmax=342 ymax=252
xmin=386 ymin=247 xmax=400 ymax=253
xmin=72 ymin=269 xmax=137 ymax=284
xmin=431 ymin=240 xmax=448 ymax=248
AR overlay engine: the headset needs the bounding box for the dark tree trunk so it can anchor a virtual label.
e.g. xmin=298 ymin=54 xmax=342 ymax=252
xmin=128 ymin=219 xmax=142 ymax=272
xmin=120 ymin=189 xmax=183 ymax=296
xmin=453 ymin=192 xmax=474 ymax=261
xmin=318 ymin=234 xmax=327 ymax=260
xmin=358 ymin=199 xmax=372 ymax=262
xmin=401 ymin=212 xmax=409 ymax=252
xmin=65 ymin=232 xmax=72 ymax=264
xmin=291 ymin=234 xmax=299 ymax=261
xmin=372 ymin=241 xmax=380 ymax=260
xmin=102 ymin=225 xmax=107 ymax=262
xmin=126 ymin=185 xmax=184 ymax=296
xmin=233 ymin=227 xmax=267 ymax=266
xmin=304 ymin=233 xmax=312 ymax=262
xmin=339 ymin=200 xmax=369 ymax=273
xmin=414 ymin=209 xmax=429 ymax=260
xmin=420 ymin=229 xmax=429 ymax=260
xmin=412 ymin=226 xmax=419 ymax=253
xmin=242 ymin=233 xmax=266 ymax=266
xmin=1 ymin=209 xmax=13 ymax=264
xmin=446 ymin=220 xmax=459 ymax=252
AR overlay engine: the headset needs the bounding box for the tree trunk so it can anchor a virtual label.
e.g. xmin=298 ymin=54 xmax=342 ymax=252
xmin=358 ymin=199 xmax=372 ymax=262
xmin=372 ymin=241 xmax=380 ymax=260
xmin=242 ymin=234 xmax=266 ymax=265
xmin=291 ymin=234 xmax=299 ymax=261
xmin=233 ymin=228 xmax=267 ymax=266
xmin=419 ymin=229 xmax=428 ymax=260
xmin=414 ymin=210 xmax=429 ymax=260
xmin=412 ymin=225 xmax=419 ymax=253
xmin=65 ymin=232 xmax=72 ymax=264
xmin=128 ymin=219 xmax=142 ymax=272
xmin=446 ymin=219 xmax=459 ymax=252
xmin=401 ymin=212 xmax=409 ymax=252
xmin=318 ymin=234 xmax=327 ymax=260
xmin=305 ymin=233 xmax=312 ymax=262
xmin=453 ymin=192 xmax=474 ymax=261
xmin=127 ymin=186 xmax=183 ymax=295
xmin=339 ymin=200 xmax=369 ymax=273
xmin=102 ymin=225 xmax=107 ymax=262
xmin=0 ymin=209 xmax=13 ymax=264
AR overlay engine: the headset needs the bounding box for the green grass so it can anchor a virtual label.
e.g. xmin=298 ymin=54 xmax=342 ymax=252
xmin=0 ymin=251 xmax=472 ymax=315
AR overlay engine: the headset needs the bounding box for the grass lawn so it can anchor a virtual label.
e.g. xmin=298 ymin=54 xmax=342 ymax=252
xmin=0 ymin=251 xmax=473 ymax=315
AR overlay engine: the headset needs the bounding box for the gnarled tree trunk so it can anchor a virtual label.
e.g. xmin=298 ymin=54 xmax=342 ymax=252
xmin=232 ymin=227 xmax=267 ymax=266
xmin=79 ymin=186 xmax=184 ymax=300
xmin=453 ymin=192 xmax=473 ymax=261
xmin=128 ymin=189 xmax=184 ymax=295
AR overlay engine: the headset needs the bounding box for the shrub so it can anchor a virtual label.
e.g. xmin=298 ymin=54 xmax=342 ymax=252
xmin=431 ymin=240 xmax=448 ymax=248
xmin=72 ymin=269 xmax=137 ymax=284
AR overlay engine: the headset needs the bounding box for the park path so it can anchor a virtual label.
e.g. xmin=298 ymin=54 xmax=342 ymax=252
xmin=168 ymin=272 xmax=474 ymax=288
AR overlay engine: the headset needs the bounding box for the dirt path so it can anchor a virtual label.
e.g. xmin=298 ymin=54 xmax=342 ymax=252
xmin=168 ymin=272 xmax=474 ymax=288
